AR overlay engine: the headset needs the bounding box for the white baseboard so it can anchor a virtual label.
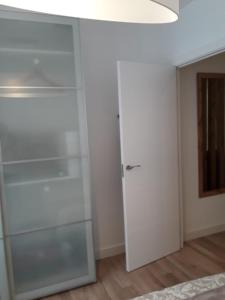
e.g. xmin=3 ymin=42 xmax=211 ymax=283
xmin=95 ymin=243 xmax=125 ymax=260
xmin=184 ymin=223 xmax=225 ymax=241
xmin=95 ymin=224 xmax=225 ymax=260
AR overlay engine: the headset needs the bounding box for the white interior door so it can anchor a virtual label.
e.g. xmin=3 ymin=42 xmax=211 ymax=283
xmin=118 ymin=61 xmax=181 ymax=272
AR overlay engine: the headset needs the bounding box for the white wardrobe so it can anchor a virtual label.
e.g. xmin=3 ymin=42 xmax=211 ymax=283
xmin=0 ymin=11 xmax=95 ymax=300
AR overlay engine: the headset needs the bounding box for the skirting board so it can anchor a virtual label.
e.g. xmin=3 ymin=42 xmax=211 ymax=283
xmin=95 ymin=223 xmax=225 ymax=259
xmin=96 ymin=243 xmax=125 ymax=260
xmin=184 ymin=223 xmax=225 ymax=241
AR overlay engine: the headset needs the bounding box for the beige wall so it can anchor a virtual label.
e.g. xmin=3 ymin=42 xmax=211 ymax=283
xmin=180 ymin=53 xmax=225 ymax=240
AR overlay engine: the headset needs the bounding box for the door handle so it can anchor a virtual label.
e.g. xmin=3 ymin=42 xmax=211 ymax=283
xmin=126 ymin=165 xmax=141 ymax=171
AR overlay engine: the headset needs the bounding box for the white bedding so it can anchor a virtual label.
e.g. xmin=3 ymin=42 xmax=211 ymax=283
xmin=133 ymin=273 xmax=225 ymax=300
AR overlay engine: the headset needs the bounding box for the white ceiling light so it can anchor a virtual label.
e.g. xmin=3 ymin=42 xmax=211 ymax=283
xmin=0 ymin=0 xmax=179 ymax=24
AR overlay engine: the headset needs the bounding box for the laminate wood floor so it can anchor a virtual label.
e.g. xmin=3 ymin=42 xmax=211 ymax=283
xmin=42 ymin=232 xmax=225 ymax=300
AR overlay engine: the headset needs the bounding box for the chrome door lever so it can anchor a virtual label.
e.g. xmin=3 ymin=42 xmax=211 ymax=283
xmin=126 ymin=165 xmax=141 ymax=171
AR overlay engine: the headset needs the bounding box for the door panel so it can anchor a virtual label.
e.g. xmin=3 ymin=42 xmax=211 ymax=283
xmin=118 ymin=61 xmax=180 ymax=271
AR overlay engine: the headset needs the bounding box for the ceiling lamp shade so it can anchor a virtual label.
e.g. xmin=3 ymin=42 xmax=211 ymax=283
xmin=0 ymin=0 xmax=179 ymax=24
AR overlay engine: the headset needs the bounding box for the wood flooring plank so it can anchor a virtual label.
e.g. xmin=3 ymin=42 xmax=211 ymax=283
xmin=158 ymin=257 xmax=190 ymax=283
xmin=188 ymin=238 xmax=225 ymax=269
xmin=128 ymin=267 xmax=162 ymax=295
xmin=147 ymin=261 xmax=177 ymax=288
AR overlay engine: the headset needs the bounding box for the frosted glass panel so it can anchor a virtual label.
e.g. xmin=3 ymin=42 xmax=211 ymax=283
xmin=0 ymin=19 xmax=76 ymax=87
xmin=0 ymin=96 xmax=81 ymax=161
xmin=0 ymin=239 xmax=9 ymax=300
xmin=9 ymin=222 xmax=92 ymax=294
xmin=4 ymin=159 xmax=90 ymax=234
xmin=0 ymin=19 xmax=74 ymax=52
xmin=0 ymin=52 xmax=75 ymax=88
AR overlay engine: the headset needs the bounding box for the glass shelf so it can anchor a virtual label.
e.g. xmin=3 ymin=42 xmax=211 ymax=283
xmin=5 ymin=174 xmax=79 ymax=187
xmin=1 ymin=155 xmax=87 ymax=165
xmin=3 ymin=158 xmax=82 ymax=185
xmin=0 ymin=47 xmax=73 ymax=56
xmin=0 ymin=86 xmax=80 ymax=98
xmin=0 ymin=86 xmax=78 ymax=89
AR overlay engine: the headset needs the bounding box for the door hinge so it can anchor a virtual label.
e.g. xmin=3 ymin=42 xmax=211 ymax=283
xmin=121 ymin=164 xmax=124 ymax=178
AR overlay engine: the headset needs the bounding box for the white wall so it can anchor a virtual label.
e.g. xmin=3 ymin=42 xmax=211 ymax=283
xmin=180 ymin=53 xmax=225 ymax=240
xmin=79 ymin=20 xmax=176 ymax=257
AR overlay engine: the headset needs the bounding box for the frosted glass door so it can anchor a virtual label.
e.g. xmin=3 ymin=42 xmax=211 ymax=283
xmin=0 ymin=16 xmax=95 ymax=300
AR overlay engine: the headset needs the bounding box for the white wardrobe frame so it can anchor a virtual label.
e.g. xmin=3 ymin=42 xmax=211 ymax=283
xmin=0 ymin=8 xmax=96 ymax=300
